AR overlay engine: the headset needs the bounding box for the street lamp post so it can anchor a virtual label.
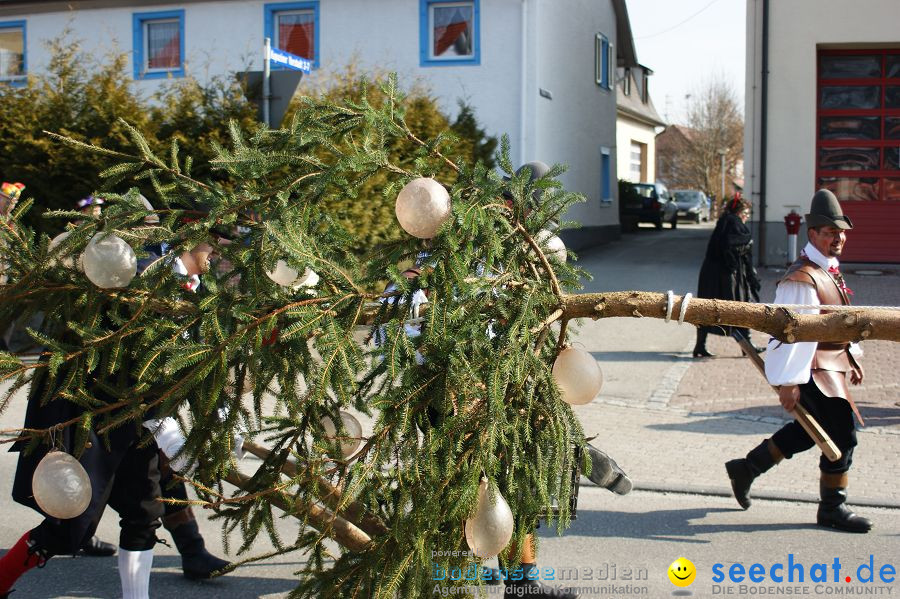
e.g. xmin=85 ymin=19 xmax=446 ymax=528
xmin=717 ymin=148 xmax=727 ymax=218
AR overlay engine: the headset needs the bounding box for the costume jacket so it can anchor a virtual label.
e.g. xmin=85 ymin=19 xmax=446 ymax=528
xmin=777 ymin=255 xmax=864 ymax=423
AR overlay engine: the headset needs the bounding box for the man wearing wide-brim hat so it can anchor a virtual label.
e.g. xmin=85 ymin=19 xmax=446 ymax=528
xmin=725 ymin=189 xmax=872 ymax=533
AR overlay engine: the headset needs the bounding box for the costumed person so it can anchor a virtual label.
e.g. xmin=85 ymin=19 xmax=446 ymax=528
xmin=0 ymin=202 xmax=219 ymax=598
xmin=80 ymin=240 xmax=233 ymax=578
xmin=724 ymin=189 xmax=871 ymax=533
xmin=693 ymin=197 xmax=763 ymax=358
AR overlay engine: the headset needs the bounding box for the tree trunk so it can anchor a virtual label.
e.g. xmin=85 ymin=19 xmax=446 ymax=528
xmin=559 ymin=291 xmax=900 ymax=343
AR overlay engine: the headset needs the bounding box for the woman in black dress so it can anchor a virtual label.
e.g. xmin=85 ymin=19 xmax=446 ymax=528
xmin=693 ymin=198 xmax=763 ymax=357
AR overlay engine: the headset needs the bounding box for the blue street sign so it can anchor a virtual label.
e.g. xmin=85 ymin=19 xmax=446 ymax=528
xmin=269 ymin=47 xmax=311 ymax=73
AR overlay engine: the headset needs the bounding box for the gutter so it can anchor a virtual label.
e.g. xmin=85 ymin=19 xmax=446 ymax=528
xmin=519 ymin=0 xmax=528 ymax=165
xmin=758 ymin=0 xmax=769 ymax=266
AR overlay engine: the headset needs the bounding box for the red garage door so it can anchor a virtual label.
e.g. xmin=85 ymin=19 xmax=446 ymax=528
xmin=816 ymin=49 xmax=900 ymax=263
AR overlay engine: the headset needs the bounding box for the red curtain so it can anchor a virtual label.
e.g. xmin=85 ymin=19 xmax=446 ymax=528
xmin=280 ymin=22 xmax=313 ymax=59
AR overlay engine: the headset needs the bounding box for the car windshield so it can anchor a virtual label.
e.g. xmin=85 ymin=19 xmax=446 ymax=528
xmin=673 ymin=191 xmax=699 ymax=202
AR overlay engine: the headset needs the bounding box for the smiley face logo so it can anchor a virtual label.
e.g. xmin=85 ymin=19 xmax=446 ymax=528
xmin=668 ymin=557 xmax=696 ymax=587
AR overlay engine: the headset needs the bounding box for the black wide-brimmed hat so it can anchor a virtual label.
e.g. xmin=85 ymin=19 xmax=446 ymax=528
xmin=805 ymin=189 xmax=853 ymax=230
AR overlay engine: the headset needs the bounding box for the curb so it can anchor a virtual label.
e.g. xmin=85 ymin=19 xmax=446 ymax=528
xmin=580 ymin=480 xmax=900 ymax=510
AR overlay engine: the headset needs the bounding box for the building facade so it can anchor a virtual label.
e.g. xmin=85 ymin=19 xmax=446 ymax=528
xmin=616 ymin=65 xmax=664 ymax=184
xmin=745 ymin=0 xmax=900 ymax=264
xmin=0 ymin=0 xmax=638 ymax=249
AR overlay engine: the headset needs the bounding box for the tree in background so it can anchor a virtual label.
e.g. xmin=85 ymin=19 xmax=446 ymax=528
xmin=656 ymin=75 xmax=743 ymax=213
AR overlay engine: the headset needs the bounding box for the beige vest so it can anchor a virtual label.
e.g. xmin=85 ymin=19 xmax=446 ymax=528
xmin=779 ymin=258 xmax=863 ymax=424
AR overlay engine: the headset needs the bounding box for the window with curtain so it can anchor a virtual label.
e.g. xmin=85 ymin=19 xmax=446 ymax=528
xmin=145 ymin=19 xmax=180 ymax=70
xmin=264 ymin=2 xmax=319 ymax=68
xmin=420 ymin=0 xmax=479 ymax=66
xmin=275 ymin=10 xmax=315 ymax=60
xmin=133 ymin=10 xmax=184 ymax=79
xmin=0 ymin=21 xmax=25 ymax=80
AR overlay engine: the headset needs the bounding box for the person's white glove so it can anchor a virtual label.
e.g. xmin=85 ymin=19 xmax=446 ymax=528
xmin=217 ymin=407 xmax=246 ymax=461
xmin=143 ymin=417 xmax=194 ymax=474
xmin=233 ymin=432 xmax=246 ymax=461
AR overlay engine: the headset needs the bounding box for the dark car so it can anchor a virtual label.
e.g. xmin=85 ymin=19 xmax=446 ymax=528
xmin=619 ymin=181 xmax=678 ymax=230
xmin=672 ymin=189 xmax=710 ymax=223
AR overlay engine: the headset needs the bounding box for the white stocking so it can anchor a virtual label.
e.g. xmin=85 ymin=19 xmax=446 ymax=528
xmin=118 ymin=548 xmax=153 ymax=599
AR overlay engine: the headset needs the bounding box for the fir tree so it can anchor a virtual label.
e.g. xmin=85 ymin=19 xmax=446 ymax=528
xmin=0 ymin=74 xmax=584 ymax=598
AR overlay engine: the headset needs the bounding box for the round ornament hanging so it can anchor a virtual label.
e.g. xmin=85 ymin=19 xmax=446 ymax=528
xmin=82 ymin=232 xmax=137 ymax=289
xmin=394 ymin=177 xmax=451 ymax=239
xmin=464 ymin=478 xmax=514 ymax=558
xmin=266 ymin=260 xmax=318 ymax=289
xmin=321 ymin=411 xmax=363 ymax=458
xmin=32 ymin=451 xmax=92 ymax=519
xmin=535 ymin=229 xmax=567 ymax=264
xmin=552 ymin=346 xmax=603 ymax=405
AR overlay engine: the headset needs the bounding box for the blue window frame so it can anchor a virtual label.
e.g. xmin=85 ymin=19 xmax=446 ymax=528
xmin=133 ymin=10 xmax=185 ymax=80
xmin=0 ymin=20 xmax=26 ymax=85
xmin=265 ymin=2 xmax=320 ymax=69
xmin=420 ymin=0 xmax=480 ymax=66
xmin=601 ymin=147 xmax=612 ymax=203
xmin=595 ymin=33 xmax=613 ymax=90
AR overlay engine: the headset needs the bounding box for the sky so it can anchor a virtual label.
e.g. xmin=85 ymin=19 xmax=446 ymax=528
xmin=625 ymin=0 xmax=747 ymax=125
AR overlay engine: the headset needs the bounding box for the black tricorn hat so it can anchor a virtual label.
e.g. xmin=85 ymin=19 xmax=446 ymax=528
xmin=805 ymin=189 xmax=853 ymax=230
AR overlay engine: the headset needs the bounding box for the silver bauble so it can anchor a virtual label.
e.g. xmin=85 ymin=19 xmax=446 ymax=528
xmin=464 ymin=478 xmax=514 ymax=558
xmin=395 ymin=177 xmax=451 ymax=239
xmin=32 ymin=451 xmax=92 ymax=519
xmin=321 ymin=411 xmax=363 ymax=457
xmin=49 ymin=232 xmax=84 ymax=271
xmin=266 ymin=260 xmax=318 ymax=289
xmin=82 ymin=233 xmax=136 ymax=288
xmin=535 ymin=229 xmax=567 ymax=264
xmin=552 ymin=347 xmax=603 ymax=405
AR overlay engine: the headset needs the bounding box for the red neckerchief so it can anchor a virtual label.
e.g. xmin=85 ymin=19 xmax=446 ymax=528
xmin=828 ymin=265 xmax=853 ymax=296
xmin=801 ymin=249 xmax=853 ymax=296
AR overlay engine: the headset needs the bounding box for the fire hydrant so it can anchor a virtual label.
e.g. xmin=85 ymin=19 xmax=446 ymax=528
xmin=784 ymin=210 xmax=803 ymax=264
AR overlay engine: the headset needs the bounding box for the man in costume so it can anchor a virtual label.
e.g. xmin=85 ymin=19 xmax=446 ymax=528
xmin=0 ymin=222 xmax=229 ymax=597
xmin=725 ymin=189 xmax=871 ymax=533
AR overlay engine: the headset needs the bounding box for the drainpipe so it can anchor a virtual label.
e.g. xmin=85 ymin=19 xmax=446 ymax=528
xmin=520 ymin=0 xmax=528 ymax=165
xmin=758 ymin=0 xmax=769 ymax=266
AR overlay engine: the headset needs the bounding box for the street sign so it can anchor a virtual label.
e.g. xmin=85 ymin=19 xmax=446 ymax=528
xmin=268 ymin=47 xmax=312 ymax=73
xmin=236 ymin=70 xmax=304 ymax=127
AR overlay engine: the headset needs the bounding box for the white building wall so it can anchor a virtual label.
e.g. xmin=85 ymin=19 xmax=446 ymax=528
xmin=616 ymin=117 xmax=656 ymax=183
xmin=533 ymin=0 xmax=619 ymax=239
xmin=745 ymin=0 xmax=900 ymax=264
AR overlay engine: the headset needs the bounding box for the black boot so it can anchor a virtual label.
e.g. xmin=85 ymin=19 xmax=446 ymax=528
xmin=692 ymin=328 xmax=715 ymax=358
xmin=817 ymin=473 xmax=872 ymax=533
xmin=79 ymin=535 xmax=117 ymax=557
xmin=164 ymin=508 xmax=231 ymax=579
xmin=585 ymin=444 xmax=632 ymax=495
xmin=725 ymin=438 xmax=782 ymax=509
xmin=505 ymin=564 xmax=577 ymax=598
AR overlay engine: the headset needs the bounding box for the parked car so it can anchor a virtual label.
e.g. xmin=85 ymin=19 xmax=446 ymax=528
xmin=672 ymin=189 xmax=710 ymax=223
xmin=619 ymin=181 xmax=678 ymax=230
